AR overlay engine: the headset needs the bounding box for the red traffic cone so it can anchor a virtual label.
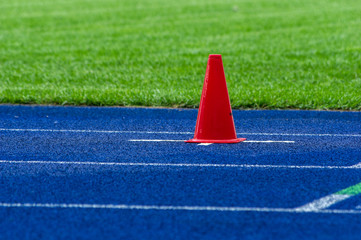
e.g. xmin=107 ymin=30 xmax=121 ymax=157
xmin=186 ymin=54 xmax=246 ymax=143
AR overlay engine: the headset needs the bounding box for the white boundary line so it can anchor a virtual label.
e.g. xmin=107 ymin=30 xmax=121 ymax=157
xmin=129 ymin=139 xmax=184 ymax=142
xmin=1 ymin=160 xmax=361 ymax=170
xmin=246 ymin=140 xmax=295 ymax=143
xmin=0 ymin=128 xmax=191 ymax=134
xmin=0 ymin=202 xmax=361 ymax=214
xmin=128 ymin=139 xmax=295 ymax=143
xmin=238 ymin=132 xmax=361 ymax=137
xmin=295 ymin=194 xmax=352 ymax=211
xmin=0 ymin=128 xmax=360 ymax=137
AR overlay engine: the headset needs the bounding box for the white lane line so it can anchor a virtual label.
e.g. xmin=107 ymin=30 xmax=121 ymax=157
xmin=238 ymin=132 xmax=361 ymax=137
xmin=244 ymin=140 xmax=295 ymax=143
xmin=1 ymin=160 xmax=361 ymax=170
xmin=351 ymin=162 xmax=361 ymax=168
xmin=295 ymin=181 xmax=361 ymax=212
xmin=295 ymin=194 xmax=352 ymax=212
xmin=128 ymin=139 xmax=295 ymax=143
xmin=1 ymin=202 xmax=361 ymax=214
xmin=0 ymin=128 xmax=192 ymax=135
xmin=129 ymin=139 xmax=184 ymax=142
xmin=0 ymin=128 xmax=360 ymax=137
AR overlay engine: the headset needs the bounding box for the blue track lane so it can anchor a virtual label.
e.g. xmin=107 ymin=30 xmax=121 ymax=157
xmin=0 ymin=105 xmax=361 ymax=239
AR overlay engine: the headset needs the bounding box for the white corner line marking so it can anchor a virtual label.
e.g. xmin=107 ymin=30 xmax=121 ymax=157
xmin=295 ymin=194 xmax=352 ymax=212
xmin=0 ymin=128 xmax=360 ymax=137
xmin=351 ymin=162 xmax=361 ymax=168
xmin=128 ymin=139 xmax=295 ymax=143
xmin=1 ymin=202 xmax=361 ymax=214
xmin=295 ymin=181 xmax=361 ymax=211
xmin=1 ymin=160 xmax=361 ymax=170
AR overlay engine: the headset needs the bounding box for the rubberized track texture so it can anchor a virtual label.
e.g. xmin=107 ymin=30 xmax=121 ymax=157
xmin=0 ymin=105 xmax=361 ymax=240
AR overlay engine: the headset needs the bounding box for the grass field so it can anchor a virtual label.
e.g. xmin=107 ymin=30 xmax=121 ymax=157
xmin=1 ymin=0 xmax=361 ymax=109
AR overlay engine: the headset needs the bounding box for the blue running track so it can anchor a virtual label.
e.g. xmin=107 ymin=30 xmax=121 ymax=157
xmin=1 ymin=105 xmax=361 ymax=239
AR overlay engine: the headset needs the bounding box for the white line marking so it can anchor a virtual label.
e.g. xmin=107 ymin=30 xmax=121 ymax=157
xmin=0 ymin=128 xmax=192 ymax=135
xmin=295 ymin=194 xmax=352 ymax=211
xmin=128 ymin=139 xmax=295 ymax=143
xmin=129 ymin=139 xmax=184 ymax=142
xmin=238 ymin=132 xmax=361 ymax=137
xmin=351 ymin=162 xmax=361 ymax=168
xmin=1 ymin=160 xmax=361 ymax=170
xmin=1 ymin=202 xmax=361 ymax=214
xmin=0 ymin=128 xmax=360 ymax=137
xmin=244 ymin=140 xmax=295 ymax=143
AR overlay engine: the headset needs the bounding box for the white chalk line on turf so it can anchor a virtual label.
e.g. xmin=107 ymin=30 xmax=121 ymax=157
xmin=0 ymin=128 xmax=360 ymax=137
xmin=0 ymin=128 xmax=191 ymax=135
xmin=238 ymin=132 xmax=361 ymax=137
xmin=129 ymin=139 xmax=184 ymax=142
xmin=244 ymin=140 xmax=295 ymax=143
xmin=128 ymin=139 xmax=295 ymax=143
xmin=295 ymin=194 xmax=352 ymax=212
xmin=1 ymin=202 xmax=361 ymax=214
xmin=351 ymin=162 xmax=361 ymax=168
xmin=295 ymin=181 xmax=361 ymax=211
xmin=1 ymin=160 xmax=361 ymax=170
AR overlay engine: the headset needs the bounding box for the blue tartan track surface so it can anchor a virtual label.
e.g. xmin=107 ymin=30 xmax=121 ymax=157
xmin=1 ymin=105 xmax=361 ymax=239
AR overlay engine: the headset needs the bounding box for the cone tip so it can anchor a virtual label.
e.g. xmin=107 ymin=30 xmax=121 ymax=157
xmin=209 ymin=54 xmax=222 ymax=59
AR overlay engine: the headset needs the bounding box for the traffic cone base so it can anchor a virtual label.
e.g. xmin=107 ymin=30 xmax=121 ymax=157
xmin=186 ymin=54 xmax=245 ymax=144
xmin=185 ymin=138 xmax=246 ymax=144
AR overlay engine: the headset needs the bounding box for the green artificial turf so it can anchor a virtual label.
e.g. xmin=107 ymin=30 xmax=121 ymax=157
xmin=1 ymin=0 xmax=361 ymax=109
